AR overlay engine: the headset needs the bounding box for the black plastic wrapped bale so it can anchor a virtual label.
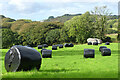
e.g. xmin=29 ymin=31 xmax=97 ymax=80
xmin=84 ymin=49 xmax=95 ymax=58
xmin=41 ymin=49 xmax=47 ymax=54
xmin=105 ymin=42 xmax=110 ymax=45
xmin=5 ymin=45 xmax=42 ymax=72
xmin=99 ymin=46 xmax=107 ymax=52
xmin=52 ymin=45 xmax=57 ymax=50
xmin=43 ymin=44 xmax=48 ymax=48
xmin=42 ymin=50 xmax=52 ymax=58
xmin=88 ymin=42 xmax=92 ymax=45
xmin=64 ymin=43 xmax=69 ymax=47
xmin=93 ymin=42 xmax=98 ymax=45
xmin=59 ymin=44 xmax=63 ymax=48
xmin=56 ymin=44 xmax=60 ymax=47
xmin=69 ymin=43 xmax=74 ymax=47
xmin=38 ymin=45 xmax=43 ymax=49
xmin=101 ymin=48 xmax=111 ymax=56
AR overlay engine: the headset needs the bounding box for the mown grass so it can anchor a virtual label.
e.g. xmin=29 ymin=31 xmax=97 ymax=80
xmin=1 ymin=43 xmax=118 ymax=78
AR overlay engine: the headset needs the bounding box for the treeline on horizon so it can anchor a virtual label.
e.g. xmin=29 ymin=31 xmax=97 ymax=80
xmin=0 ymin=6 xmax=119 ymax=49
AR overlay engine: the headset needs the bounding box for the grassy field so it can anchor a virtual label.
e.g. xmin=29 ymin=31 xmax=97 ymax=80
xmin=0 ymin=43 xmax=118 ymax=78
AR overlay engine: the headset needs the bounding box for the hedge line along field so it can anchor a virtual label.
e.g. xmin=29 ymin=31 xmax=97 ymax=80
xmin=1 ymin=43 xmax=118 ymax=78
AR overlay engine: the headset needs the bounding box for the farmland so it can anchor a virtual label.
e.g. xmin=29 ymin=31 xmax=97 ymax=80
xmin=0 ymin=43 xmax=118 ymax=78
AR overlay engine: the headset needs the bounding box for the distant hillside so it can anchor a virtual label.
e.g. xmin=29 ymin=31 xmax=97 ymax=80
xmin=44 ymin=14 xmax=118 ymax=23
xmin=44 ymin=14 xmax=82 ymax=23
xmin=0 ymin=15 xmax=16 ymax=28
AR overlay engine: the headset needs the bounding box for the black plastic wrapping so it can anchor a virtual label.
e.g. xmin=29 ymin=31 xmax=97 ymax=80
xmin=43 ymin=44 xmax=48 ymax=48
xmin=42 ymin=50 xmax=52 ymax=58
xmin=84 ymin=49 xmax=95 ymax=58
xmin=99 ymin=46 xmax=107 ymax=52
xmin=52 ymin=45 xmax=57 ymax=50
xmin=93 ymin=42 xmax=98 ymax=45
xmin=105 ymin=42 xmax=110 ymax=45
xmin=59 ymin=44 xmax=63 ymax=48
xmin=41 ymin=49 xmax=47 ymax=54
xmin=5 ymin=45 xmax=42 ymax=72
xmin=101 ymin=48 xmax=111 ymax=56
xmin=88 ymin=42 xmax=92 ymax=45
xmin=64 ymin=43 xmax=69 ymax=47
xmin=38 ymin=45 xmax=43 ymax=49
xmin=69 ymin=43 xmax=74 ymax=47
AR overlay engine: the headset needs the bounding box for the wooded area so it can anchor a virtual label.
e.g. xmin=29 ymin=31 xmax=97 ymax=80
xmin=0 ymin=6 xmax=118 ymax=48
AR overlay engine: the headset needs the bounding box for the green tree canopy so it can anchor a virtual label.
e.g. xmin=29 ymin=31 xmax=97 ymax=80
xmin=64 ymin=11 xmax=94 ymax=43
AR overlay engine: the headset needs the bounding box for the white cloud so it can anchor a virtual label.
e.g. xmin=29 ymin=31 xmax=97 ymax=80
xmin=0 ymin=0 xmax=118 ymax=21
xmin=8 ymin=0 xmax=33 ymax=11
xmin=37 ymin=0 xmax=119 ymax=2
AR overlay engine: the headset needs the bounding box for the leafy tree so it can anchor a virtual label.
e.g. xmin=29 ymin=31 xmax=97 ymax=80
xmin=48 ymin=16 xmax=54 ymax=19
xmin=64 ymin=11 xmax=94 ymax=43
xmin=59 ymin=29 xmax=70 ymax=43
xmin=117 ymin=17 xmax=120 ymax=41
xmin=2 ymin=29 xmax=20 ymax=48
xmin=91 ymin=6 xmax=112 ymax=40
xmin=45 ymin=29 xmax=60 ymax=45
xmin=20 ymin=22 xmax=63 ymax=46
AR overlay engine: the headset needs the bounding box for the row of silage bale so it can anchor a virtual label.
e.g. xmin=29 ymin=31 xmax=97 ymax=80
xmin=84 ymin=45 xmax=111 ymax=58
xmin=87 ymin=38 xmax=110 ymax=45
xmin=38 ymin=43 xmax=74 ymax=50
xmin=64 ymin=43 xmax=74 ymax=47
xmin=37 ymin=44 xmax=51 ymax=58
xmin=4 ymin=41 xmax=111 ymax=72
xmin=99 ymin=46 xmax=111 ymax=56
xmin=38 ymin=44 xmax=48 ymax=49
xmin=37 ymin=43 xmax=74 ymax=59
xmin=40 ymin=44 xmax=65 ymax=58
xmin=85 ymin=38 xmax=111 ymax=58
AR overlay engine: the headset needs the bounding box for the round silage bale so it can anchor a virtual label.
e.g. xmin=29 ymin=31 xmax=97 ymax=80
xmin=59 ymin=44 xmax=63 ymax=48
xmin=5 ymin=45 xmax=42 ymax=72
xmin=105 ymin=42 xmax=110 ymax=45
xmin=84 ymin=49 xmax=95 ymax=58
xmin=41 ymin=49 xmax=47 ymax=54
xmin=88 ymin=42 xmax=92 ymax=45
xmin=64 ymin=43 xmax=69 ymax=47
xmin=52 ymin=45 xmax=57 ymax=50
xmin=42 ymin=50 xmax=52 ymax=58
xmin=99 ymin=46 xmax=107 ymax=52
xmin=93 ymin=42 xmax=98 ymax=45
xmin=38 ymin=45 xmax=43 ymax=49
xmin=101 ymin=48 xmax=111 ymax=56
xmin=69 ymin=43 xmax=74 ymax=47
xmin=43 ymin=44 xmax=48 ymax=48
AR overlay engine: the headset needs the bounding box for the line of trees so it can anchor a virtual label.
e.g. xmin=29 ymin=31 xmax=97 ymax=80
xmin=1 ymin=6 xmax=118 ymax=49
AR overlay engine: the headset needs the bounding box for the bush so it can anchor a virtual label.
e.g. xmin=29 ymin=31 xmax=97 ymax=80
xmin=102 ymin=36 xmax=112 ymax=42
xmin=2 ymin=29 xmax=21 ymax=48
xmin=46 ymin=29 xmax=60 ymax=45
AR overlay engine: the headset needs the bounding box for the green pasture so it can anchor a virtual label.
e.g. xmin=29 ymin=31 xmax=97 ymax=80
xmin=0 ymin=43 xmax=118 ymax=78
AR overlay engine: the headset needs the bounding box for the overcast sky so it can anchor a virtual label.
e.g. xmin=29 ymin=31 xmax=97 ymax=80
xmin=0 ymin=0 xmax=119 ymax=21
